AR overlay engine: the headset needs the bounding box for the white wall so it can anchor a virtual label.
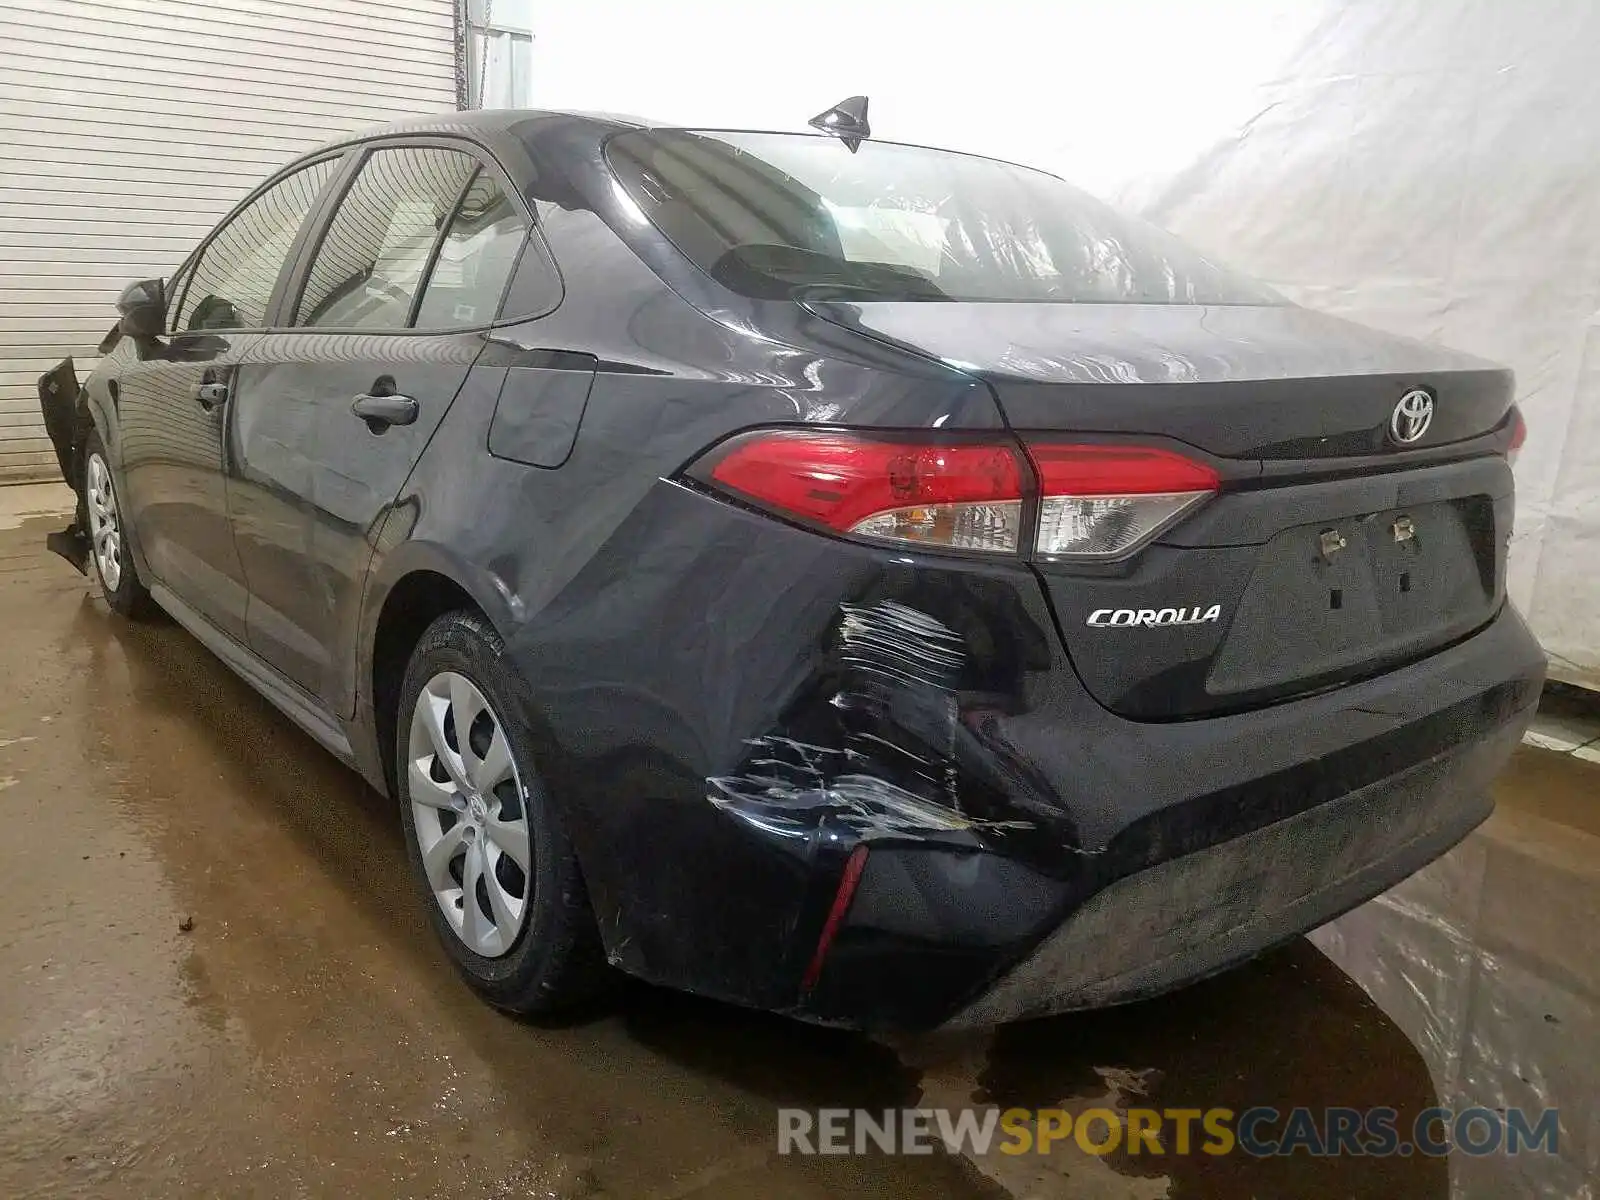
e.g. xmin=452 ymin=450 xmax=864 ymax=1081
xmin=529 ymin=0 xmax=1600 ymax=688
xmin=530 ymin=1 xmax=1324 ymax=195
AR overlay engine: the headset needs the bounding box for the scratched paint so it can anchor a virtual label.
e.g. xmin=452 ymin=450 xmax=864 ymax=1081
xmin=709 ymin=600 xmax=1032 ymax=838
xmin=836 ymin=599 xmax=967 ymax=811
xmin=709 ymin=735 xmax=976 ymax=839
xmin=837 ymin=600 xmax=965 ymax=691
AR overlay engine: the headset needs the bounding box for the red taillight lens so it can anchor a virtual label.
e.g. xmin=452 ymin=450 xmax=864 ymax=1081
xmin=1026 ymin=442 xmax=1220 ymax=560
xmin=690 ymin=429 xmax=1220 ymax=560
xmin=697 ymin=430 xmax=1026 ymax=553
xmin=1508 ymin=408 xmax=1527 ymax=467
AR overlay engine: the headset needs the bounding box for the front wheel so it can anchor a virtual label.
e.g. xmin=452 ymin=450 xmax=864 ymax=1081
xmin=396 ymin=609 xmax=606 ymax=1014
xmin=82 ymin=431 xmax=152 ymax=618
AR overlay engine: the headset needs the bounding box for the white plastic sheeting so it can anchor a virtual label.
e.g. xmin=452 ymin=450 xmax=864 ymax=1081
xmin=1118 ymin=1 xmax=1600 ymax=693
xmin=529 ymin=0 xmax=1600 ymax=688
xmin=1312 ymin=793 xmax=1600 ymax=1198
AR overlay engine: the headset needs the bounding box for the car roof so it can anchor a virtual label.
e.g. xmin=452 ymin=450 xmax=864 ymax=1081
xmin=301 ymin=109 xmax=1066 ymax=207
xmin=313 ymin=108 xmax=659 ymax=156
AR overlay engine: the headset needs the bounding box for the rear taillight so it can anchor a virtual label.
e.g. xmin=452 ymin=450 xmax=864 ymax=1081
xmin=1027 ymin=442 xmax=1220 ymax=560
xmin=688 ymin=429 xmax=1218 ymax=559
xmin=1508 ymin=408 xmax=1527 ymax=467
xmin=694 ymin=430 xmax=1024 ymax=553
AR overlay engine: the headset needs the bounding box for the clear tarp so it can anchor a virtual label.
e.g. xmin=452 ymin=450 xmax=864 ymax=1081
xmin=532 ymin=0 xmax=1600 ymax=687
xmin=1104 ymin=0 xmax=1600 ymax=690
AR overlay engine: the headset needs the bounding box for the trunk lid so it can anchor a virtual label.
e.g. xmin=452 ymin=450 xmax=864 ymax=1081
xmin=809 ymin=300 xmax=1516 ymax=719
xmin=806 ymin=301 xmax=1513 ymax=455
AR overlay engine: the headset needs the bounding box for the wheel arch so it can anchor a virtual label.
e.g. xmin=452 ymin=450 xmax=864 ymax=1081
xmin=360 ymin=539 xmax=519 ymax=796
xmin=76 ymin=380 xmax=162 ymax=590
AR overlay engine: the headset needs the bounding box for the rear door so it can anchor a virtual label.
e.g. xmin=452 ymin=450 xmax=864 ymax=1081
xmin=114 ymin=157 xmax=342 ymax=638
xmin=228 ymin=141 xmax=535 ymax=710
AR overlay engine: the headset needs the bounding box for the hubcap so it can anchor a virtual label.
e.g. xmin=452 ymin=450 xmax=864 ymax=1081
xmin=407 ymin=671 xmax=531 ymax=958
xmin=86 ymin=453 xmax=122 ymax=592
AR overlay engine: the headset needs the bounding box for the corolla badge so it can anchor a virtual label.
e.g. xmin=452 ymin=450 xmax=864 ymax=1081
xmin=1390 ymin=388 xmax=1434 ymax=444
xmin=1087 ymin=605 xmax=1222 ymax=628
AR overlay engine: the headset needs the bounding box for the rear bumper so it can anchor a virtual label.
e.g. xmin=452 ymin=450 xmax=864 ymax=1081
xmin=801 ymin=626 xmax=1536 ymax=1031
xmin=506 ymin=482 xmax=1544 ymax=1031
xmin=943 ymin=718 xmax=1512 ymax=1026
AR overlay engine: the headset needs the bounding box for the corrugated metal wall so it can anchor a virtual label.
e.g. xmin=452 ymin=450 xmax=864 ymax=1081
xmin=0 ymin=0 xmax=460 ymax=482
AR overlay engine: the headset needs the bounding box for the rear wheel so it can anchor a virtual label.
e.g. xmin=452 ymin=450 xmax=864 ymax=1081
xmin=396 ymin=609 xmax=605 ymax=1014
xmin=82 ymin=431 xmax=152 ymax=617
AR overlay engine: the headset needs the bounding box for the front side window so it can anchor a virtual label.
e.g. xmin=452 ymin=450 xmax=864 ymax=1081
xmin=294 ymin=147 xmax=480 ymax=330
xmin=176 ymin=157 xmax=339 ymax=331
xmin=607 ymin=130 xmax=1281 ymax=306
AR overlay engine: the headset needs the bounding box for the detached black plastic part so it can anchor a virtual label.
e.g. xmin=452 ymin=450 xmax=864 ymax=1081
xmin=37 ymin=358 xmax=79 ymax=483
xmin=808 ymin=95 xmax=870 ymax=152
xmin=36 ymin=357 xmax=88 ymax=575
xmin=47 ymin=526 xmax=89 ymax=575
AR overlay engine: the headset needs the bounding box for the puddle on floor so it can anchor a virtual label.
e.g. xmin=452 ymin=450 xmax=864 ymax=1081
xmin=0 ymin=519 xmax=1591 ymax=1198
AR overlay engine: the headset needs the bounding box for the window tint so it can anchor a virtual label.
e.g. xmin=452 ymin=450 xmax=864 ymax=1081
xmin=413 ymin=169 xmax=529 ymax=327
xmin=295 ymin=147 xmax=478 ymax=330
xmin=177 ymin=158 xmax=338 ymax=331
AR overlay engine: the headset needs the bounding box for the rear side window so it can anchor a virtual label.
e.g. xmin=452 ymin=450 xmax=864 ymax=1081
xmin=413 ymin=168 xmax=529 ymax=328
xmin=607 ymin=130 xmax=1281 ymax=305
xmin=176 ymin=157 xmax=338 ymax=331
xmin=295 ymin=147 xmax=494 ymax=330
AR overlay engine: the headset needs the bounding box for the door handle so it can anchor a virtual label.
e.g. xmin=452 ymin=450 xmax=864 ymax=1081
xmin=351 ymin=390 xmax=419 ymax=433
xmin=195 ymin=381 xmax=229 ymax=410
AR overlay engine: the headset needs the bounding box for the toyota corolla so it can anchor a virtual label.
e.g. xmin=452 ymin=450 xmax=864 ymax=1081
xmin=37 ymin=104 xmax=1543 ymax=1030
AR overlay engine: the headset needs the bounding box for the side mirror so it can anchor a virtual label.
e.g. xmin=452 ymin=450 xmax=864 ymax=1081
xmin=116 ymin=278 xmax=166 ymax=339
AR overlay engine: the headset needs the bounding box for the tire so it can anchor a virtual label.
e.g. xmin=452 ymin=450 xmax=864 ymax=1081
xmin=81 ymin=430 xmax=153 ymax=618
xmin=396 ymin=609 xmax=606 ymax=1015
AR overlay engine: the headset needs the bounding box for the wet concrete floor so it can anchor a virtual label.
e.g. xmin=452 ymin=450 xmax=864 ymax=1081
xmin=0 ymin=517 xmax=1595 ymax=1199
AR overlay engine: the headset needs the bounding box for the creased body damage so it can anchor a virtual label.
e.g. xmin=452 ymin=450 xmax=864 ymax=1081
xmin=708 ymin=599 xmax=1033 ymax=840
xmin=709 ymin=736 xmax=975 ymax=839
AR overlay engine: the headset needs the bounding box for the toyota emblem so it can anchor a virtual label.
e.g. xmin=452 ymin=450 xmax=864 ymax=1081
xmin=1390 ymin=389 xmax=1434 ymax=445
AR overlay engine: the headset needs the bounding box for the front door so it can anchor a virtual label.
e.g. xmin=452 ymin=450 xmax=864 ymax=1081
xmin=229 ymin=144 xmax=532 ymax=709
xmin=115 ymin=157 xmax=341 ymax=638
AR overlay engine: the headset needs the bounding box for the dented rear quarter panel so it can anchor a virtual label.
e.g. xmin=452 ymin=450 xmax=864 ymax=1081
xmin=351 ymin=170 xmax=1034 ymax=1011
xmin=351 ymin=124 xmax=1546 ymax=1027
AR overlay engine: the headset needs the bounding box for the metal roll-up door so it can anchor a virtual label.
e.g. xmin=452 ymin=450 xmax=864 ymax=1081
xmin=0 ymin=0 xmax=460 ymax=482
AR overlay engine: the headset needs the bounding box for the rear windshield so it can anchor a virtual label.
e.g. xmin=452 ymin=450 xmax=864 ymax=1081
xmin=606 ymin=130 xmax=1280 ymax=305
